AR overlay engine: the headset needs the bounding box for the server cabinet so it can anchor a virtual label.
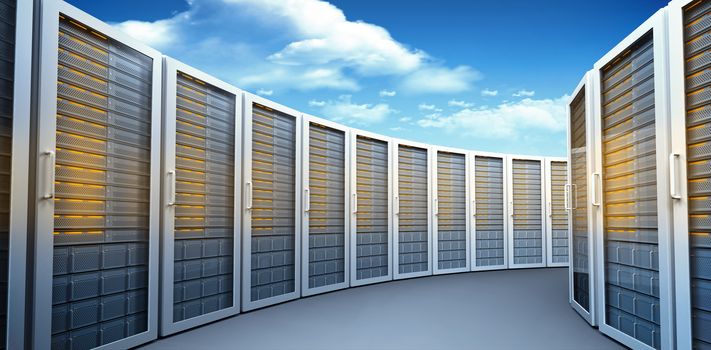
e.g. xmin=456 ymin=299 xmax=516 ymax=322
xmin=0 ymin=0 xmax=31 ymax=348
xmin=33 ymin=2 xmax=162 ymax=349
xmin=567 ymin=72 xmax=598 ymax=326
xmin=242 ymin=94 xmax=302 ymax=311
xmin=507 ymin=156 xmax=546 ymax=268
xmin=432 ymin=147 xmax=470 ymax=274
xmin=545 ymin=158 xmax=569 ymax=267
xmin=301 ymin=115 xmax=350 ymax=296
xmin=349 ymin=130 xmax=393 ymax=287
xmin=160 ymin=57 xmax=241 ymax=335
xmin=592 ymin=9 xmax=674 ymax=350
xmin=393 ymin=140 xmax=432 ymax=279
xmin=668 ymin=0 xmax=711 ymax=348
xmin=471 ymin=152 xmax=508 ymax=271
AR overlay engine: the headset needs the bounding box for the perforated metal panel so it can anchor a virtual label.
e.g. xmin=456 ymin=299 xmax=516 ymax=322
xmin=355 ymin=136 xmax=388 ymax=281
xmin=511 ymin=159 xmax=543 ymax=265
xmin=307 ymin=123 xmax=345 ymax=289
xmin=570 ymin=89 xmax=590 ymax=312
xmin=684 ymin=1 xmax=711 ymax=347
xmin=436 ymin=151 xmax=466 ymax=270
xmin=601 ymin=33 xmax=661 ymax=349
xmin=51 ymin=15 xmax=153 ymax=349
xmin=398 ymin=145 xmax=428 ymax=274
xmin=475 ymin=156 xmax=505 ymax=268
xmin=250 ymin=103 xmax=297 ymax=301
xmin=549 ymin=161 xmax=568 ymax=264
xmin=172 ymin=72 xmax=235 ymax=322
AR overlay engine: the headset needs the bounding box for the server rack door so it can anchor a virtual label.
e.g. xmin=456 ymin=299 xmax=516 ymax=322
xmin=301 ymin=116 xmax=349 ymax=296
xmin=471 ymin=154 xmax=508 ymax=271
xmin=349 ymin=132 xmax=392 ymax=287
xmin=160 ymin=58 xmax=241 ymax=335
xmin=1 ymin=0 xmax=31 ymax=348
xmin=393 ymin=142 xmax=432 ymax=279
xmin=668 ymin=0 xmax=711 ymax=348
xmin=567 ymin=74 xmax=598 ymax=326
xmin=432 ymin=149 xmax=470 ymax=274
xmin=507 ymin=156 xmax=546 ymax=268
xmin=545 ymin=159 xmax=569 ymax=267
xmin=241 ymin=94 xmax=302 ymax=311
xmin=33 ymin=2 xmax=162 ymax=349
xmin=592 ymin=10 xmax=674 ymax=350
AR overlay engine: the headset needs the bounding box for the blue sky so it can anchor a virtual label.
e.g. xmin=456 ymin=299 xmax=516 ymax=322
xmin=68 ymin=0 xmax=667 ymax=156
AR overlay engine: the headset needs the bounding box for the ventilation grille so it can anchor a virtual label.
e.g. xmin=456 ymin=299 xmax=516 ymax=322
xmin=570 ymin=87 xmax=590 ymax=312
xmin=250 ymin=103 xmax=296 ymax=301
xmin=549 ymin=161 xmax=569 ymax=264
xmin=172 ymin=72 xmax=235 ymax=322
xmin=684 ymin=1 xmax=711 ymax=347
xmin=436 ymin=151 xmax=466 ymax=270
xmin=511 ymin=159 xmax=542 ymax=265
xmin=307 ymin=123 xmax=345 ymax=289
xmin=398 ymin=145 xmax=428 ymax=274
xmin=475 ymin=156 xmax=505 ymax=267
xmin=355 ymin=136 xmax=388 ymax=281
xmin=51 ymin=15 xmax=153 ymax=349
xmin=601 ymin=33 xmax=660 ymax=349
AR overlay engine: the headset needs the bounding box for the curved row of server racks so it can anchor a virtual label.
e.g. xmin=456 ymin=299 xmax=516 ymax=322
xmin=0 ymin=1 xmax=574 ymax=349
xmin=567 ymin=0 xmax=711 ymax=349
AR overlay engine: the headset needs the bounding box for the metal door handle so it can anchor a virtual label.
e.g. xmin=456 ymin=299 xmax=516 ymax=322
xmin=167 ymin=170 xmax=176 ymax=206
xmin=42 ymin=150 xmax=55 ymax=199
xmin=670 ymin=153 xmax=681 ymax=200
xmin=304 ymin=188 xmax=310 ymax=212
xmin=472 ymin=199 xmax=477 ymax=216
xmin=434 ymin=198 xmax=439 ymax=216
xmin=509 ymin=201 xmax=514 ymax=217
xmin=245 ymin=181 xmax=253 ymax=210
xmin=547 ymin=201 xmax=552 ymax=217
xmin=564 ymin=184 xmax=570 ymax=210
xmin=591 ymin=172 xmax=601 ymax=207
xmin=352 ymin=193 xmax=358 ymax=214
xmin=394 ymin=195 xmax=399 ymax=215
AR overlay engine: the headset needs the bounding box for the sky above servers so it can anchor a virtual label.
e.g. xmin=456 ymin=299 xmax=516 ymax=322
xmin=67 ymin=0 xmax=667 ymax=156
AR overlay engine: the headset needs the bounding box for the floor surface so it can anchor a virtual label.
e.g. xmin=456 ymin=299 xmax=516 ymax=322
xmin=139 ymin=268 xmax=623 ymax=350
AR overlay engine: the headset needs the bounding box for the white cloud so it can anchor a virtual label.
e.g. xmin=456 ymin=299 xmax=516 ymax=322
xmin=417 ymin=95 xmax=569 ymax=139
xmin=400 ymin=66 xmax=480 ymax=94
xmin=239 ymin=67 xmax=359 ymax=91
xmin=418 ymin=103 xmax=442 ymax=112
xmin=448 ymin=99 xmax=474 ymax=108
xmin=113 ymin=18 xmax=181 ymax=49
xmin=257 ymin=89 xmax=274 ymax=96
xmin=379 ymin=89 xmax=397 ymax=97
xmin=481 ymin=89 xmax=498 ymax=97
xmin=316 ymin=95 xmax=395 ymax=124
xmin=308 ymin=100 xmax=326 ymax=107
xmin=399 ymin=116 xmax=412 ymax=122
xmin=513 ymin=89 xmax=535 ymax=97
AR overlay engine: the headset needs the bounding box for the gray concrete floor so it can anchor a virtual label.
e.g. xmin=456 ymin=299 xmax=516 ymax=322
xmin=140 ymin=268 xmax=623 ymax=350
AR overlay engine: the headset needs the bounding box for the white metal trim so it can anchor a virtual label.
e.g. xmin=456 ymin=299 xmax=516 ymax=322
xmin=545 ymin=157 xmax=569 ymax=268
xmin=470 ymin=152 xmax=509 ymax=271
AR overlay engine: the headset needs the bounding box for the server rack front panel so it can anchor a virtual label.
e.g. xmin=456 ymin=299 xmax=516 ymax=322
xmin=393 ymin=143 xmax=432 ymax=279
xmin=33 ymin=2 xmax=162 ymax=349
xmin=242 ymin=96 xmax=301 ymax=311
xmin=546 ymin=160 xmax=569 ymax=267
xmin=160 ymin=59 xmax=241 ymax=335
xmin=301 ymin=119 xmax=349 ymax=296
xmin=508 ymin=158 xmax=546 ymax=268
xmin=433 ymin=150 xmax=469 ymax=274
xmin=350 ymin=134 xmax=392 ymax=286
xmin=472 ymin=155 xmax=507 ymax=271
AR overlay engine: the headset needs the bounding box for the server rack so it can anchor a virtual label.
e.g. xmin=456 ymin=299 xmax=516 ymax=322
xmin=160 ymin=57 xmax=241 ymax=335
xmin=241 ymin=93 xmax=302 ymax=311
xmin=507 ymin=155 xmax=546 ymax=269
xmin=567 ymin=72 xmax=599 ymax=326
xmin=592 ymin=9 xmax=674 ymax=350
xmin=0 ymin=0 xmax=31 ymax=348
xmin=545 ymin=158 xmax=569 ymax=267
xmin=32 ymin=1 xmax=162 ymax=349
xmin=432 ymin=146 xmax=470 ymax=274
xmin=393 ymin=140 xmax=432 ymax=279
xmin=301 ymin=115 xmax=350 ymax=296
xmin=349 ymin=130 xmax=393 ymax=287
xmin=668 ymin=0 xmax=711 ymax=348
xmin=470 ymin=152 xmax=509 ymax=271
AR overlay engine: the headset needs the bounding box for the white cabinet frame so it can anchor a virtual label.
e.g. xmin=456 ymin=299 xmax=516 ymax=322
xmin=545 ymin=157 xmax=568 ymax=268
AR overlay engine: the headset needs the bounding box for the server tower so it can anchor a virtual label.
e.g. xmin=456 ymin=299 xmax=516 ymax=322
xmin=592 ymin=9 xmax=674 ymax=349
xmin=160 ymin=57 xmax=241 ymax=335
xmin=32 ymin=2 xmax=162 ymax=349
xmin=301 ymin=116 xmax=350 ymax=296
xmin=471 ymin=152 xmax=508 ymax=271
xmin=0 ymin=0 xmax=31 ymax=348
xmin=432 ymin=147 xmax=470 ymax=274
xmin=567 ymin=72 xmax=598 ymax=326
xmin=241 ymin=94 xmax=302 ymax=311
xmin=507 ymin=156 xmax=546 ymax=268
xmin=545 ymin=158 xmax=569 ymax=267
xmin=668 ymin=0 xmax=711 ymax=348
xmin=349 ymin=131 xmax=393 ymax=287
xmin=393 ymin=141 xmax=432 ymax=279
